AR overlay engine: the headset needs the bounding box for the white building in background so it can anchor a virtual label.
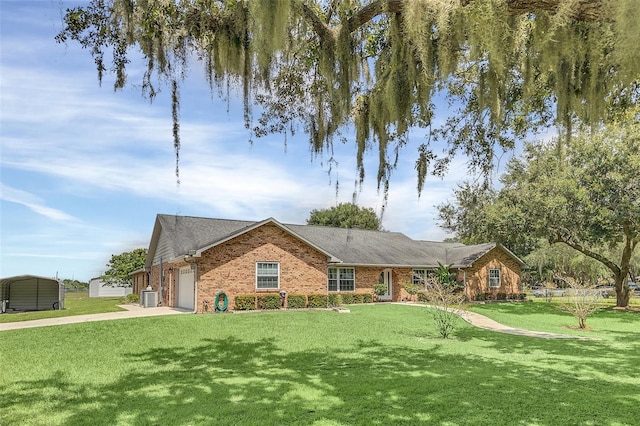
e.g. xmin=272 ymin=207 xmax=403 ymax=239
xmin=88 ymin=277 xmax=132 ymax=298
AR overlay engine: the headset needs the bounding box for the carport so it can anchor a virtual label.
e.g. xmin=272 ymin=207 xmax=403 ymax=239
xmin=0 ymin=275 xmax=65 ymax=313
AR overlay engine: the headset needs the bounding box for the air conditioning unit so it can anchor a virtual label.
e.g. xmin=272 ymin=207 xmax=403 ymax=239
xmin=141 ymin=291 xmax=158 ymax=308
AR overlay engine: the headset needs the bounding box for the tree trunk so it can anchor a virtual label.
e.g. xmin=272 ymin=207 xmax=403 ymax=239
xmin=613 ymin=272 xmax=631 ymax=307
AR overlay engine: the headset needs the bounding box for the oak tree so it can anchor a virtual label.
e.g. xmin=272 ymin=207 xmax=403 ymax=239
xmin=56 ymin=1 xmax=640 ymax=193
xmin=102 ymin=248 xmax=148 ymax=287
xmin=308 ymin=202 xmax=382 ymax=230
xmin=439 ymin=119 xmax=640 ymax=307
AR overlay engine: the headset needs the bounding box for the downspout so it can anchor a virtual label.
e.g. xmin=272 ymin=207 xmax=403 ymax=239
xmin=159 ymin=257 xmax=164 ymax=306
xmin=168 ymin=267 xmax=173 ymax=308
xmin=462 ymin=269 xmax=467 ymax=299
xmin=192 ymin=262 xmax=198 ymax=314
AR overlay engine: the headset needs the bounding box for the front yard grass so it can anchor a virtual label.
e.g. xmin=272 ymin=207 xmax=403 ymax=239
xmin=1 ymin=303 xmax=639 ymax=425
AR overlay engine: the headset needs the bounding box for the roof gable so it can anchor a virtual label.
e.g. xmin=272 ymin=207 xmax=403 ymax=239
xmin=193 ymin=218 xmax=339 ymax=262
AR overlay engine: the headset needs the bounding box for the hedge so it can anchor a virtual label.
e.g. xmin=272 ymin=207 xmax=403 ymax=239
xmin=287 ymin=294 xmax=307 ymax=309
xmin=257 ymin=294 xmax=281 ymax=310
xmin=308 ymin=294 xmax=329 ymax=308
xmin=328 ymin=294 xmax=341 ymax=307
xmin=235 ymin=295 xmax=256 ymax=310
xmin=341 ymin=293 xmax=354 ymax=304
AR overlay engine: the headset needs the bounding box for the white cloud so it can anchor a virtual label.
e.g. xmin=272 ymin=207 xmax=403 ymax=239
xmin=0 ymin=183 xmax=77 ymax=222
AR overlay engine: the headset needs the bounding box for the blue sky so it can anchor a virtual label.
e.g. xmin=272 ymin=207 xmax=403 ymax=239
xmin=0 ymin=1 xmax=489 ymax=282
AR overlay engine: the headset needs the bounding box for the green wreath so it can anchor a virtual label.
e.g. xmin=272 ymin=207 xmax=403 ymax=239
xmin=214 ymin=291 xmax=228 ymax=313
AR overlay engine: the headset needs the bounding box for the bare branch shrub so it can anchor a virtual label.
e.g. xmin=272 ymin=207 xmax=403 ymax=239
xmin=557 ymin=275 xmax=602 ymax=329
xmin=423 ymin=263 xmax=466 ymax=338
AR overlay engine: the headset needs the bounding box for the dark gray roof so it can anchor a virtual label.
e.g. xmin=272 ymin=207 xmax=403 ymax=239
xmin=146 ymin=214 xmax=522 ymax=268
xmin=145 ymin=215 xmax=257 ymax=268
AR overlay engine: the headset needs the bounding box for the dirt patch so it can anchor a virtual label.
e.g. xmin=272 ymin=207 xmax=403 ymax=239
xmin=562 ymin=325 xmax=594 ymax=331
xmin=609 ymin=306 xmax=640 ymax=312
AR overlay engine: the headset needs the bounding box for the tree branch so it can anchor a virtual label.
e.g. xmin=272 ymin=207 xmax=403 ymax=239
xmin=301 ymin=0 xmax=608 ymax=45
xmin=342 ymin=0 xmax=608 ymax=35
xmin=301 ymin=2 xmax=337 ymax=43
xmin=346 ymin=0 xmax=403 ymax=31
xmin=504 ymin=0 xmax=607 ymax=21
xmin=549 ymin=228 xmax=621 ymax=276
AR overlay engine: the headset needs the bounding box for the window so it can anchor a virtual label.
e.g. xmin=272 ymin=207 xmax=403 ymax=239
xmin=256 ymin=262 xmax=279 ymax=289
xmin=413 ymin=269 xmax=437 ymax=289
xmin=328 ymin=267 xmax=355 ymax=292
xmin=412 ymin=269 xmax=427 ymax=287
xmin=489 ymin=268 xmax=501 ymax=288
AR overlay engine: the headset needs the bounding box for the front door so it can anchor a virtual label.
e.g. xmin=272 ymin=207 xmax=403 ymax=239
xmin=378 ymin=269 xmax=392 ymax=301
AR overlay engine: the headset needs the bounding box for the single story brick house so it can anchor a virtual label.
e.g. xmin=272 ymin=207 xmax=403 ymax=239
xmin=132 ymin=214 xmax=524 ymax=312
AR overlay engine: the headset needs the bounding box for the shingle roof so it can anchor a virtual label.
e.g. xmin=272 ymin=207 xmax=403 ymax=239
xmin=147 ymin=214 xmax=522 ymax=269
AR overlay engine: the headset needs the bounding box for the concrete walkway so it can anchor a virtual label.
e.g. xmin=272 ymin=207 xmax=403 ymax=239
xmin=0 ymin=304 xmax=192 ymax=331
xmin=397 ymin=303 xmax=595 ymax=340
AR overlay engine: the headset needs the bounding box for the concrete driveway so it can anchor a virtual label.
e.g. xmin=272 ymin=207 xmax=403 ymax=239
xmin=0 ymin=304 xmax=192 ymax=331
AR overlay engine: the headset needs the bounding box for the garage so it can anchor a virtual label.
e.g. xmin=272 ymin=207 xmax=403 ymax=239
xmin=0 ymin=275 xmax=65 ymax=313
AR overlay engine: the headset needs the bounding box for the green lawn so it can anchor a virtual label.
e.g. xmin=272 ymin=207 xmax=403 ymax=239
xmin=1 ymin=303 xmax=639 ymax=425
xmin=0 ymin=292 xmax=125 ymax=323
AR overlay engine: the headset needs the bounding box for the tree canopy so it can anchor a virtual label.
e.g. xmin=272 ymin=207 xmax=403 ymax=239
xmin=102 ymin=248 xmax=148 ymax=287
xmin=308 ymin=202 xmax=382 ymax=230
xmin=57 ymin=0 xmax=640 ymax=193
xmin=438 ymin=119 xmax=640 ymax=306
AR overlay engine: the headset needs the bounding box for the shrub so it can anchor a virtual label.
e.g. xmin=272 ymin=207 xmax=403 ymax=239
xmin=351 ymin=293 xmax=364 ymax=304
xmin=402 ymin=281 xmax=420 ymax=299
xmin=341 ymin=293 xmax=354 ymax=304
xmin=362 ymin=293 xmax=373 ymax=303
xmin=122 ymin=293 xmax=139 ymax=304
xmin=497 ymin=292 xmax=507 ymax=300
xmin=475 ymin=293 xmax=486 ymax=301
xmin=519 ymin=293 xmax=527 ymax=300
xmin=235 ymin=295 xmax=256 ymax=311
xmin=508 ymin=293 xmax=519 ymax=300
xmin=328 ymin=294 xmax=341 ymax=307
xmin=423 ymin=273 xmax=466 ymax=338
xmin=308 ymin=294 xmax=328 ymax=308
xmin=417 ymin=292 xmax=429 ymax=302
xmin=373 ymin=283 xmax=388 ymax=296
xmin=287 ymin=294 xmax=306 ymax=309
xmin=257 ymin=294 xmax=281 ymax=310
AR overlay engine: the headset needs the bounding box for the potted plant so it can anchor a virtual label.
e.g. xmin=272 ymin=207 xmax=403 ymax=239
xmin=373 ymin=283 xmax=388 ymax=300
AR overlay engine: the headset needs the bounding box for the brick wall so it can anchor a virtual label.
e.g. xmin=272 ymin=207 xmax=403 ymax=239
xmin=195 ymin=223 xmax=329 ymax=312
xmin=460 ymin=246 xmax=522 ymax=300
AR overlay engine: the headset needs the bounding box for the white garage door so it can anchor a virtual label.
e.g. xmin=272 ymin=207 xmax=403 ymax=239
xmin=177 ymin=266 xmax=195 ymax=310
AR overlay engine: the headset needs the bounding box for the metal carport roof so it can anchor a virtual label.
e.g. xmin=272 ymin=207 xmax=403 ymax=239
xmin=0 ymin=275 xmax=65 ymax=313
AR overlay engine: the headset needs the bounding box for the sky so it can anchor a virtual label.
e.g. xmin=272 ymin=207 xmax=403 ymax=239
xmin=1 ymin=1 xmax=498 ymax=282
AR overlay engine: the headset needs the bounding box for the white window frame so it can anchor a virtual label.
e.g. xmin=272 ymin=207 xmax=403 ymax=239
xmin=412 ymin=269 xmax=427 ymax=287
xmin=488 ymin=268 xmax=501 ymax=288
xmin=256 ymin=262 xmax=280 ymax=290
xmin=413 ymin=269 xmax=438 ymax=289
xmin=328 ymin=267 xmax=355 ymax=292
